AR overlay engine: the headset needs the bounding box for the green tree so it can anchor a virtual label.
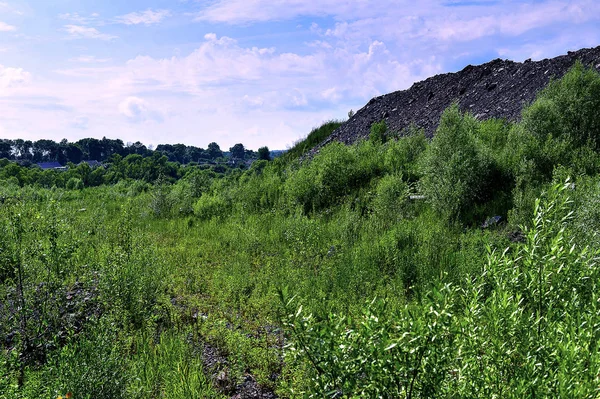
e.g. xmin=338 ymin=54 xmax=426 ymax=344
xmin=229 ymin=143 xmax=245 ymax=160
xmin=510 ymin=62 xmax=600 ymax=182
xmin=420 ymin=104 xmax=491 ymax=223
xmin=257 ymin=146 xmax=271 ymax=161
xmin=207 ymin=142 xmax=223 ymax=159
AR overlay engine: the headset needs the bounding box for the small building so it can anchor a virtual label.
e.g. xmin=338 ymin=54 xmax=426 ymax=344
xmin=81 ymin=160 xmax=103 ymax=168
xmin=36 ymin=162 xmax=67 ymax=171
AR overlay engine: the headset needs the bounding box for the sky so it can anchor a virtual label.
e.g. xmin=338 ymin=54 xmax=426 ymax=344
xmin=0 ymin=1 xmax=599 ymax=150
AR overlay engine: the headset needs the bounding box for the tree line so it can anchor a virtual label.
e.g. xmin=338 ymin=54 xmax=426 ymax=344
xmin=0 ymin=137 xmax=272 ymax=165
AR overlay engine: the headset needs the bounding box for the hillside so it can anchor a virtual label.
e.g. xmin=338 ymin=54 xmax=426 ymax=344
xmin=2 ymin=51 xmax=600 ymax=398
xmin=315 ymin=45 xmax=600 ymax=151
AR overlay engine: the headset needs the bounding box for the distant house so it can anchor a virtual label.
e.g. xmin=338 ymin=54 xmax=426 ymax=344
xmin=36 ymin=162 xmax=67 ymax=171
xmin=80 ymin=160 xmax=103 ymax=168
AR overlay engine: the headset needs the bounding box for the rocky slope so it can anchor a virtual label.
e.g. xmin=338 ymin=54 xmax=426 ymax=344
xmin=315 ymin=45 xmax=600 ymax=150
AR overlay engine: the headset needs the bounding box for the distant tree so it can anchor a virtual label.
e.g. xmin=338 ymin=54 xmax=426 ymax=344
xmin=187 ymin=146 xmax=204 ymax=163
xmin=229 ymin=143 xmax=245 ymax=160
xmin=78 ymin=138 xmax=103 ymax=160
xmin=101 ymin=137 xmax=125 ymax=158
xmin=0 ymin=140 xmax=12 ymax=159
xmin=257 ymin=146 xmax=271 ymax=161
xmin=173 ymin=144 xmax=187 ymax=163
xmin=244 ymin=148 xmax=255 ymax=159
xmin=63 ymin=143 xmax=83 ymax=164
xmin=32 ymin=139 xmax=59 ymax=162
xmin=129 ymin=141 xmax=150 ymax=156
xmin=207 ymin=142 xmax=223 ymax=160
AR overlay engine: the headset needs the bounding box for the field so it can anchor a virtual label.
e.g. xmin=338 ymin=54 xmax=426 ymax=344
xmin=1 ymin=63 xmax=600 ymax=398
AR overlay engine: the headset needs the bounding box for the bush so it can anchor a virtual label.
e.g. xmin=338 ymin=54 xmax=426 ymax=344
xmin=66 ymin=177 xmax=84 ymax=190
xmin=149 ymin=175 xmax=173 ymax=218
xmin=523 ymin=62 xmax=600 ymax=149
xmin=383 ymin=127 xmax=427 ymax=180
xmin=193 ymin=193 xmax=230 ymax=220
xmin=281 ymin=179 xmax=600 ymax=398
xmin=370 ymin=120 xmax=387 ymax=144
xmin=371 ymin=173 xmax=411 ymax=221
xmin=284 ymin=120 xmax=343 ymax=161
xmin=285 ymin=142 xmax=356 ymax=213
xmin=512 ymin=63 xmax=600 ymax=182
xmin=419 ymin=104 xmax=491 ymax=223
xmin=51 ymin=320 xmax=128 ymax=399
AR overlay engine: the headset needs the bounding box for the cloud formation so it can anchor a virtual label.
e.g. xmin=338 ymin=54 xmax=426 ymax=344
xmin=0 ymin=21 xmax=15 ymax=32
xmin=115 ymin=9 xmax=171 ymax=26
xmin=0 ymin=65 xmax=30 ymax=90
xmin=64 ymin=25 xmax=117 ymax=40
xmin=69 ymin=55 xmax=112 ymax=63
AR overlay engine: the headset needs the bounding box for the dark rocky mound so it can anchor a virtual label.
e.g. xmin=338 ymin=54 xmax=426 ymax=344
xmin=315 ymin=45 xmax=600 ymax=150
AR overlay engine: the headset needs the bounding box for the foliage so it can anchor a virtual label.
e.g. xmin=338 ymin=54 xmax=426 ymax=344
xmin=2 ymin=63 xmax=600 ymax=398
xmin=369 ymin=120 xmax=388 ymax=144
xmin=281 ymin=179 xmax=600 ymax=398
xmin=257 ymin=146 xmax=271 ymax=161
xmin=284 ymin=120 xmax=343 ymax=161
xmin=420 ymin=104 xmax=492 ymax=223
xmin=66 ymin=177 xmax=84 ymax=190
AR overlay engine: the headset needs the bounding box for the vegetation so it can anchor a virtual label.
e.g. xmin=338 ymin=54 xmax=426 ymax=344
xmin=1 ymin=63 xmax=600 ymax=398
xmin=283 ymin=120 xmax=343 ymax=161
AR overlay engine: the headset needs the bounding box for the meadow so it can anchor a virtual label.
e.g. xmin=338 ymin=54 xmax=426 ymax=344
xmin=1 ymin=62 xmax=600 ymax=398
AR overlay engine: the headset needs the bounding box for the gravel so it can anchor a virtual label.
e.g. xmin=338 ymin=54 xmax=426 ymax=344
xmin=311 ymin=45 xmax=600 ymax=153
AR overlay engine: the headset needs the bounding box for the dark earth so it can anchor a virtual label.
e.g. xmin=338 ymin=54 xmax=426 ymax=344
xmin=313 ymin=45 xmax=600 ymax=153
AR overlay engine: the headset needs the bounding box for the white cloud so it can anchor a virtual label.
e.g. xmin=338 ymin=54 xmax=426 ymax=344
xmin=115 ymin=9 xmax=171 ymax=26
xmin=70 ymin=55 xmax=112 ymax=63
xmin=0 ymin=21 xmax=16 ymax=32
xmin=193 ymin=0 xmax=388 ymax=23
xmin=64 ymin=25 xmax=117 ymax=40
xmin=15 ymin=31 xmax=436 ymax=148
xmin=72 ymin=116 xmax=89 ymax=130
xmin=118 ymin=96 xmax=163 ymax=123
xmin=0 ymin=2 xmax=23 ymax=16
xmin=426 ymin=1 xmax=600 ymax=42
xmin=0 ymin=65 xmax=30 ymax=90
xmin=59 ymin=12 xmax=103 ymax=25
xmin=193 ymin=0 xmax=600 ymax=48
xmin=119 ymin=96 xmax=148 ymax=118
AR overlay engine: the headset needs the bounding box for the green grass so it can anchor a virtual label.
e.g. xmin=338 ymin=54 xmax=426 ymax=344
xmin=282 ymin=120 xmax=343 ymax=161
xmin=2 ymin=64 xmax=600 ymax=398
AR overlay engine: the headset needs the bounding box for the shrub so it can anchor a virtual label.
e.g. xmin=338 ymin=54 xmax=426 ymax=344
xmin=51 ymin=320 xmax=128 ymax=399
xmin=281 ymin=179 xmax=600 ymax=398
xmin=371 ymin=173 xmax=411 ymax=221
xmin=419 ymin=104 xmax=491 ymax=223
xmin=523 ymin=62 xmax=600 ymax=149
xmin=513 ymin=63 xmax=600 ymax=182
xmin=149 ymin=175 xmax=173 ymax=218
xmin=284 ymin=120 xmax=343 ymax=161
xmin=369 ymin=120 xmax=387 ymax=144
xmin=383 ymin=126 xmax=427 ymax=180
xmin=193 ymin=193 xmax=230 ymax=220
xmin=285 ymin=142 xmax=356 ymax=213
xmin=66 ymin=177 xmax=84 ymax=190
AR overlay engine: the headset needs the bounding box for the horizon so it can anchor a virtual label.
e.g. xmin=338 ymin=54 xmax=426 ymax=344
xmin=1 ymin=0 xmax=599 ymax=150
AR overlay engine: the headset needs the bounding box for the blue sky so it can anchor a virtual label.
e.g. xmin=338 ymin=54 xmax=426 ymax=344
xmin=0 ymin=0 xmax=599 ymax=150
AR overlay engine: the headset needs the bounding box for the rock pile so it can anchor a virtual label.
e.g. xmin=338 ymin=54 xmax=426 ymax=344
xmin=315 ymin=45 xmax=600 ymax=151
